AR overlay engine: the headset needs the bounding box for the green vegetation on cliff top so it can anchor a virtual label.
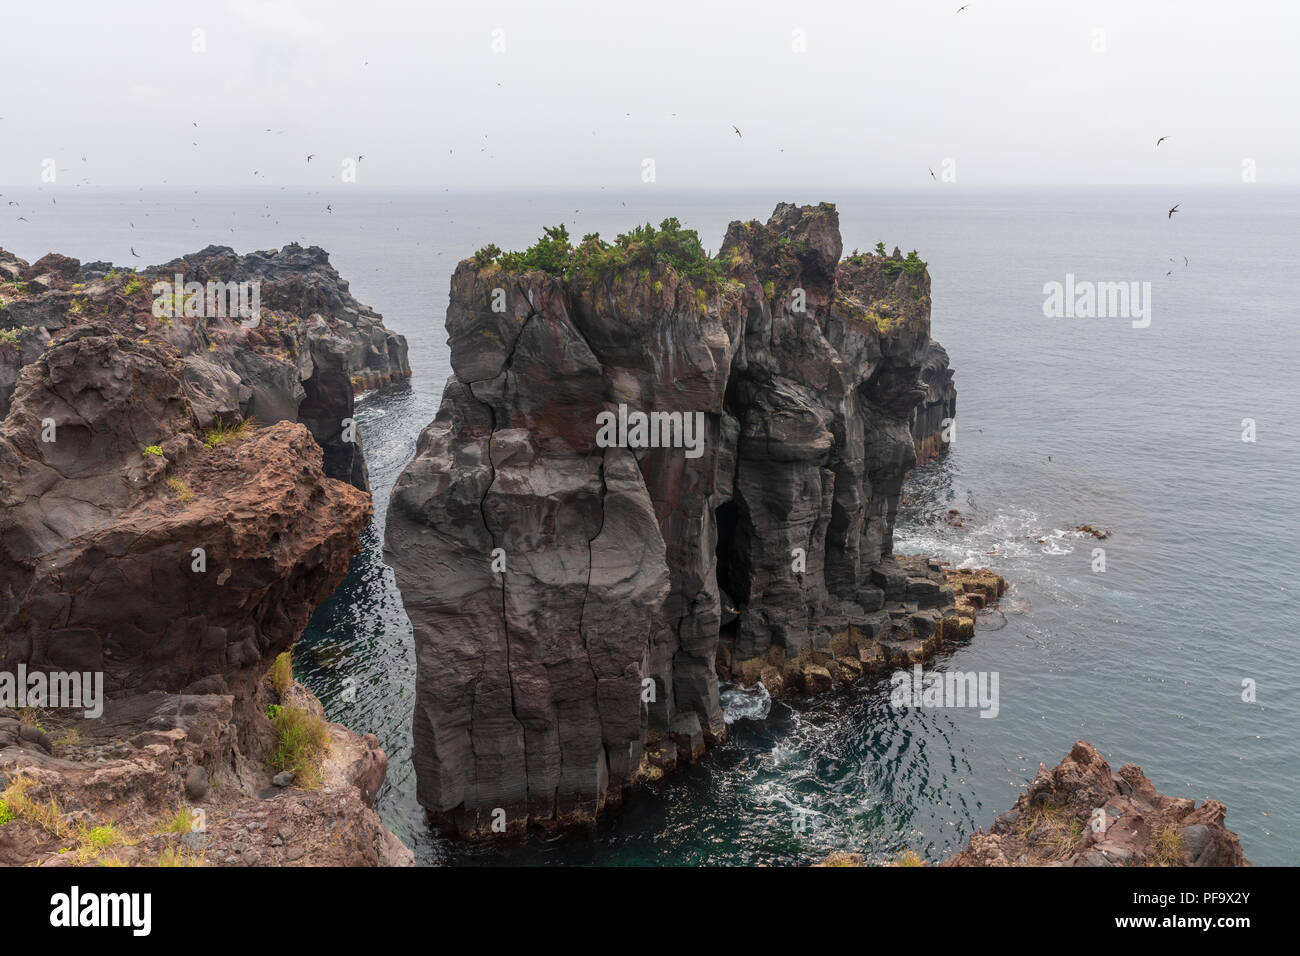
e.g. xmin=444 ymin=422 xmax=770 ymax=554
xmin=475 ymin=217 xmax=727 ymax=286
xmin=847 ymin=243 xmax=928 ymax=279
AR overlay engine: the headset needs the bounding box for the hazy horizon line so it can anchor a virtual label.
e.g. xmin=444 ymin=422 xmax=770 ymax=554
xmin=3 ymin=182 xmax=1295 ymax=191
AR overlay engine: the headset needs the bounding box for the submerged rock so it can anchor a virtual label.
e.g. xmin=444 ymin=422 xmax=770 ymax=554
xmin=387 ymin=202 xmax=990 ymax=836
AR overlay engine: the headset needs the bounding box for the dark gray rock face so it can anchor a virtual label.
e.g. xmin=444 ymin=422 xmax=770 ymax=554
xmin=912 ymin=339 xmax=955 ymax=462
xmin=386 ymin=203 xmax=956 ymax=835
xmin=0 ymin=243 xmax=410 ymax=489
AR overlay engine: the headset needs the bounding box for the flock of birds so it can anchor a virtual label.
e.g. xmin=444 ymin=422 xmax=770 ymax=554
xmin=2 ymin=11 xmax=1191 ymax=276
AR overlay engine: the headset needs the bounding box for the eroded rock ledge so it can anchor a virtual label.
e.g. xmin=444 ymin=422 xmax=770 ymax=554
xmin=0 ymin=680 xmax=412 ymax=867
xmin=0 ymin=243 xmax=410 ymax=490
xmin=0 ymin=246 xmax=412 ymax=866
xmin=386 ymin=201 xmax=994 ymax=837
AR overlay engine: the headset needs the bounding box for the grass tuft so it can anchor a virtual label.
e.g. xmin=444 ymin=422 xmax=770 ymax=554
xmin=1150 ymin=825 xmax=1185 ymax=866
xmin=268 ymin=651 xmax=293 ymax=696
xmin=165 ymin=476 xmax=193 ymax=503
xmin=267 ymin=704 xmax=330 ymax=790
xmin=1 ymin=775 xmax=69 ymax=839
xmin=158 ymin=845 xmax=205 ymax=867
xmin=201 ymin=417 xmax=253 ymax=448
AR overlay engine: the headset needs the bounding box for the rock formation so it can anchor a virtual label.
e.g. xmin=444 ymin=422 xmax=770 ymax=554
xmin=942 ymin=741 xmax=1249 ymax=867
xmin=0 ymin=683 xmax=412 ymax=867
xmin=912 ymin=340 xmax=955 ymax=463
xmin=0 ymin=245 xmax=412 ymax=866
xmin=0 ymin=243 xmax=410 ymax=490
xmin=387 ymin=202 xmax=989 ymax=836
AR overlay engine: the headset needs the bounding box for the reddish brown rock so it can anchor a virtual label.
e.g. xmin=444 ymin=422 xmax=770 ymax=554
xmin=0 ymin=246 xmax=412 ymax=866
xmin=0 ymin=684 xmax=412 ymax=867
xmin=0 ymin=328 xmax=370 ymax=702
xmin=942 ymin=741 xmax=1249 ymax=867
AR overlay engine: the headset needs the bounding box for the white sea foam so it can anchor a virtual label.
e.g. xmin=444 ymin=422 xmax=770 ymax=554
xmin=721 ymin=680 xmax=772 ymax=724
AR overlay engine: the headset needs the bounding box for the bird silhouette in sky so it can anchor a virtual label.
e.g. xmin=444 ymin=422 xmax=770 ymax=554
xmin=130 ymin=247 xmax=140 ymax=257
xmin=306 ymin=154 xmax=314 ymax=163
xmin=732 ymin=125 xmax=742 ymax=139
xmin=1156 ymin=136 xmax=1168 ymax=146
xmin=1168 ymin=203 xmax=1180 ymax=219
xmin=929 ymin=168 xmax=936 ymax=180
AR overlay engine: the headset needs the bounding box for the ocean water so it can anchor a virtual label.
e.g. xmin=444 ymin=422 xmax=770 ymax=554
xmin=4 ymin=185 xmax=1296 ymax=865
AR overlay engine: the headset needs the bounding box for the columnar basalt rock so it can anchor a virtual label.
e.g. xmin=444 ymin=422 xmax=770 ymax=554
xmin=912 ymin=340 xmax=956 ymax=462
xmin=387 ymin=203 xmax=985 ymax=836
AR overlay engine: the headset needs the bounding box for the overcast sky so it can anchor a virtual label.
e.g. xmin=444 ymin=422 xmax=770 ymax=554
xmin=2 ymin=0 xmax=1297 ymax=188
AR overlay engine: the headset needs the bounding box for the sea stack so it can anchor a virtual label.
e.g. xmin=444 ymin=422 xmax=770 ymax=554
xmin=386 ymin=202 xmax=978 ymax=836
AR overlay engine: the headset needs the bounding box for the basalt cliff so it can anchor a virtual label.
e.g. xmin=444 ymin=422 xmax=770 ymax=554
xmin=0 ymin=244 xmax=411 ymax=866
xmin=386 ymin=202 xmax=996 ymax=837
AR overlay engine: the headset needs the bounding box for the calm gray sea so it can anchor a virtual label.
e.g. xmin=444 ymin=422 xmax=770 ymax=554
xmin=4 ymin=185 xmax=1296 ymax=865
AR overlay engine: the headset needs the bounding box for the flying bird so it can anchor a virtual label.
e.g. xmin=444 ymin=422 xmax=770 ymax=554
xmin=357 ymin=154 xmax=364 ymax=162
xmin=130 ymin=247 xmax=140 ymax=257
xmin=326 ymin=204 xmax=332 ymax=213
xmin=16 ymin=216 xmax=28 ymax=221
xmin=929 ymin=168 xmax=936 ymax=180
xmin=732 ymin=125 xmax=742 ymax=139
xmin=957 ymin=4 xmax=969 ymax=11
xmin=1156 ymin=136 xmax=1168 ymax=146
xmin=306 ymin=154 xmax=314 ymax=163
xmin=1167 ymin=203 xmax=1180 ymax=219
